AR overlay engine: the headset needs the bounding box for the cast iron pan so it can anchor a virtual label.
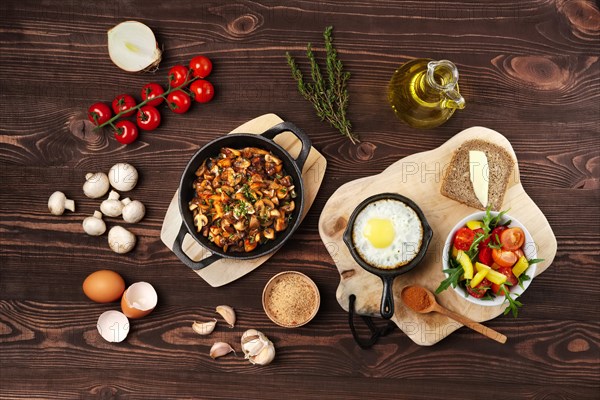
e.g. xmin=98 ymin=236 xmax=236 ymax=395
xmin=173 ymin=122 xmax=311 ymax=271
xmin=343 ymin=193 xmax=433 ymax=319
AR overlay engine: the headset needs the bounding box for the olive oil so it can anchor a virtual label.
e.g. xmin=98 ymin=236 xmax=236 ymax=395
xmin=388 ymin=59 xmax=465 ymax=129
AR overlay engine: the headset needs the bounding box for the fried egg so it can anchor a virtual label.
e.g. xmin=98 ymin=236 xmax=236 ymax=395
xmin=351 ymin=199 xmax=423 ymax=269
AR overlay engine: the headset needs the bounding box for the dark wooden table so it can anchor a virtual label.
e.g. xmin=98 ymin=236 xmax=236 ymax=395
xmin=1 ymin=1 xmax=599 ymax=398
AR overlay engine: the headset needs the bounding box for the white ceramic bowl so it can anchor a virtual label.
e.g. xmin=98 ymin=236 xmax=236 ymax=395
xmin=442 ymin=211 xmax=538 ymax=306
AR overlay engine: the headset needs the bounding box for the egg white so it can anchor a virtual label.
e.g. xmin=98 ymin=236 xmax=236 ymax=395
xmin=352 ymin=199 xmax=423 ymax=269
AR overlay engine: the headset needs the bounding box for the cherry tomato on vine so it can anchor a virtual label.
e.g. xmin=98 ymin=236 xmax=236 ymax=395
xmin=141 ymin=83 xmax=165 ymax=107
xmin=88 ymin=102 xmax=112 ymax=126
xmin=113 ymin=120 xmax=139 ymax=145
xmin=112 ymin=94 xmax=137 ymax=117
xmin=167 ymin=91 xmax=192 ymax=114
xmin=136 ymin=106 xmax=161 ymax=131
xmin=453 ymin=227 xmax=475 ymax=251
xmin=189 ymin=56 xmax=212 ymax=78
xmin=168 ymin=65 xmax=189 ymax=88
xmin=189 ymin=80 xmax=214 ymax=103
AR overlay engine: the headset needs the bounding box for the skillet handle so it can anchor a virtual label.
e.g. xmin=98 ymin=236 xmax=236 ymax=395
xmin=380 ymin=276 xmax=395 ymax=319
xmin=172 ymin=223 xmax=222 ymax=271
xmin=261 ymin=122 xmax=312 ymax=171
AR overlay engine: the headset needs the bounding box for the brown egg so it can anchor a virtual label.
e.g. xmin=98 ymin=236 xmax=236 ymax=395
xmin=82 ymin=270 xmax=125 ymax=303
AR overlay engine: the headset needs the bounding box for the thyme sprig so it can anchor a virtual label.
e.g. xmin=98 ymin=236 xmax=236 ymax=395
xmin=286 ymin=26 xmax=359 ymax=144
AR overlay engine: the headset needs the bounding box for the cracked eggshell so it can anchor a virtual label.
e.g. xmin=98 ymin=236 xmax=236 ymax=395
xmin=97 ymin=310 xmax=129 ymax=343
xmin=109 ymin=163 xmax=138 ymax=192
xmin=121 ymin=281 xmax=157 ymax=319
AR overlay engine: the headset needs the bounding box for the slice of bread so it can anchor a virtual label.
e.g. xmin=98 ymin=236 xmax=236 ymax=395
xmin=440 ymin=139 xmax=514 ymax=210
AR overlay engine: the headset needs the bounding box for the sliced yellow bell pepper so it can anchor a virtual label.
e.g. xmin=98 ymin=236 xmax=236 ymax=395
xmin=470 ymin=268 xmax=489 ymax=287
xmin=466 ymin=220 xmax=483 ymax=230
xmin=452 ymin=246 xmax=459 ymax=258
xmin=456 ymin=250 xmax=473 ymax=280
xmin=475 ymin=262 xmax=491 ymax=272
xmin=484 ymin=268 xmax=507 ymax=285
xmin=512 ymin=256 xmax=529 ymax=277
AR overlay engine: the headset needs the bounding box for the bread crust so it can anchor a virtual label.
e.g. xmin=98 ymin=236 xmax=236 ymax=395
xmin=440 ymin=139 xmax=514 ymax=210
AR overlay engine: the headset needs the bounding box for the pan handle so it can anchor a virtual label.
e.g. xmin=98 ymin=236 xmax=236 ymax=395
xmin=261 ymin=122 xmax=312 ymax=171
xmin=172 ymin=223 xmax=222 ymax=271
xmin=380 ymin=276 xmax=396 ymax=319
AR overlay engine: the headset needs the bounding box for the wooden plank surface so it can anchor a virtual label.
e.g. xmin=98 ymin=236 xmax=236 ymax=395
xmin=1 ymin=0 xmax=599 ymax=398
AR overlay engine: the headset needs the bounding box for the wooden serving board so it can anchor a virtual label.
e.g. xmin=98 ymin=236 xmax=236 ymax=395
xmin=318 ymin=126 xmax=557 ymax=346
xmin=161 ymin=114 xmax=327 ymax=287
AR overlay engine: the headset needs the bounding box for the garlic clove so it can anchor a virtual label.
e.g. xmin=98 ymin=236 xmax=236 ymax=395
xmin=209 ymin=342 xmax=235 ymax=359
xmin=215 ymin=305 xmax=236 ymax=328
xmin=241 ymin=329 xmax=268 ymax=358
xmin=192 ymin=319 xmax=217 ymax=336
xmin=249 ymin=342 xmax=275 ymax=366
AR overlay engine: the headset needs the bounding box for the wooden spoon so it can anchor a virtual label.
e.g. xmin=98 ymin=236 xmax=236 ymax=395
xmin=401 ymin=285 xmax=507 ymax=344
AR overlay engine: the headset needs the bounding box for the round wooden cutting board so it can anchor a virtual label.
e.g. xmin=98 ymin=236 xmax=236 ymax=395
xmin=318 ymin=126 xmax=557 ymax=346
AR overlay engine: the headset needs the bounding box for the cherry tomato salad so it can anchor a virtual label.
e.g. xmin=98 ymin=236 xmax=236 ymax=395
xmin=436 ymin=207 xmax=544 ymax=317
xmin=87 ymin=55 xmax=215 ymax=145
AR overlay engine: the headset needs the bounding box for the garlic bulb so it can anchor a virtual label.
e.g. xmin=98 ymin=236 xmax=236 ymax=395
xmin=241 ymin=329 xmax=275 ymax=366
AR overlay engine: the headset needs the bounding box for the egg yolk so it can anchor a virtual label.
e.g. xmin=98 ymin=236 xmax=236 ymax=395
xmin=363 ymin=218 xmax=395 ymax=248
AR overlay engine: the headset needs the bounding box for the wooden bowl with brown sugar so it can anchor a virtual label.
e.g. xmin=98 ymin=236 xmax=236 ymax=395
xmin=262 ymin=271 xmax=320 ymax=328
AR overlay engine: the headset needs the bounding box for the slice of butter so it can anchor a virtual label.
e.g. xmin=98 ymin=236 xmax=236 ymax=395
xmin=469 ymin=150 xmax=489 ymax=208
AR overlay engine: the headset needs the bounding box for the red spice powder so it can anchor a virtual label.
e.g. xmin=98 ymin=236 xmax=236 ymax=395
xmin=402 ymin=286 xmax=431 ymax=311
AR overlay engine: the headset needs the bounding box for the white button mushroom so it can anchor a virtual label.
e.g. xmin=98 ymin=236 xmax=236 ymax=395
xmin=83 ymin=211 xmax=106 ymax=236
xmin=108 ymin=226 xmax=136 ymax=254
xmin=100 ymin=190 xmax=124 ymax=217
xmin=83 ymin=172 xmax=110 ymax=199
xmin=121 ymin=198 xmax=145 ymax=223
xmin=109 ymin=163 xmax=138 ymax=192
xmin=48 ymin=191 xmax=75 ymax=215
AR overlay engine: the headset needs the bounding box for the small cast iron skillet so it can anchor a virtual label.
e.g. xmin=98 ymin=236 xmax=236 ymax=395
xmin=343 ymin=193 xmax=433 ymax=319
xmin=173 ymin=122 xmax=311 ymax=271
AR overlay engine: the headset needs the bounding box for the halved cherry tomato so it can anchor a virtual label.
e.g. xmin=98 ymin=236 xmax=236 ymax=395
xmin=491 ymin=266 xmax=518 ymax=294
xmin=136 ymin=106 xmax=161 ymax=131
xmin=189 ymin=56 xmax=212 ymax=78
xmin=168 ymin=65 xmax=189 ymax=88
xmin=113 ymin=120 xmax=139 ymax=144
xmin=500 ymin=228 xmax=525 ymax=251
xmin=453 ymin=227 xmax=475 ymax=251
xmin=112 ymin=94 xmax=136 ymax=117
xmin=466 ymin=278 xmax=491 ymax=298
xmin=514 ymin=248 xmax=525 ymax=258
xmin=87 ymin=102 xmax=112 ymax=125
xmin=141 ymin=83 xmax=165 ymax=107
xmin=478 ymin=246 xmax=493 ymax=266
xmin=189 ymin=79 xmax=214 ymax=103
xmin=167 ymin=91 xmax=192 ymax=114
xmin=492 ymin=248 xmax=518 ymax=268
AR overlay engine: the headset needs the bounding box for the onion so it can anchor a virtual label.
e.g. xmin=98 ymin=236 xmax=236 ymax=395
xmin=107 ymin=21 xmax=162 ymax=72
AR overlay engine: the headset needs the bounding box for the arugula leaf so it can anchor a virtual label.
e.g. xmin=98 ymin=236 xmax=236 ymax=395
xmin=482 ymin=206 xmax=509 ymax=234
xmin=518 ymin=273 xmax=531 ymax=289
xmin=436 ymin=265 xmax=464 ymax=294
xmin=500 ymin=285 xmax=523 ymax=318
xmin=527 ymin=258 xmax=544 ymax=265
xmin=488 ymin=234 xmax=503 ymax=250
